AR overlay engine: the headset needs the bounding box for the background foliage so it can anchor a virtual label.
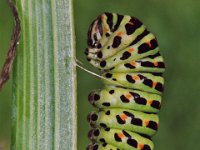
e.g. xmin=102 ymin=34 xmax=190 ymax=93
xmin=0 ymin=0 xmax=200 ymax=150
xmin=0 ymin=1 xmax=13 ymax=149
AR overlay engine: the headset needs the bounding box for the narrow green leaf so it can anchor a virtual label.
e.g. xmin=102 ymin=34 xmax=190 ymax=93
xmin=12 ymin=0 xmax=77 ymax=149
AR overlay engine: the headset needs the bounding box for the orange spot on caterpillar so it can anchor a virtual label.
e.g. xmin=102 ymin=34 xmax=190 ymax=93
xmin=146 ymin=40 xmax=152 ymax=47
xmin=144 ymin=120 xmax=149 ymax=126
xmin=118 ymin=133 xmax=125 ymax=139
xmin=117 ymin=32 xmax=123 ymax=37
xmin=125 ymin=93 xmax=133 ymax=101
xmin=130 ymin=61 xmax=136 ymax=67
xmin=147 ymin=99 xmax=153 ymax=105
xmin=138 ymin=143 xmax=144 ymax=149
xmin=128 ymin=48 xmax=134 ymax=53
xmin=132 ymin=75 xmax=140 ymax=81
xmin=103 ymin=27 xmax=109 ymax=33
xmin=153 ymin=61 xmax=159 ymax=66
xmin=120 ymin=114 xmax=128 ymax=121
xmin=152 ymin=82 xmax=157 ymax=88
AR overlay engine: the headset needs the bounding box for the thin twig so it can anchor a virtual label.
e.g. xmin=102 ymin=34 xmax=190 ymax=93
xmin=0 ymin=0 xmax=21 ymax=90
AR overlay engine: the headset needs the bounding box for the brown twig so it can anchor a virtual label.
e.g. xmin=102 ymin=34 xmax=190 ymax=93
xmin=0 ymin=0 xmax=21 ymax=90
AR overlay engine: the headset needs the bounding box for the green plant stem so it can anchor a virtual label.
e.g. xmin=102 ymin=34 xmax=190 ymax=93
xmin=12 ymin=0 xmax=77 ymax=149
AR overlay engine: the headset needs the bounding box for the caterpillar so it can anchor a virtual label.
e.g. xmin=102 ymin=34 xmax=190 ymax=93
xmin=85 ymin=12 xmax=165 ymax=150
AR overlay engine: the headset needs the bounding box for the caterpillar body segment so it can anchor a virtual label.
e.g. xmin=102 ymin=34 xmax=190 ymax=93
xmin=88 ymin=108 xmax=159 ymax=136
xmin=87 ymin=31 xmax=157 ymax=59
xmin=102 ymin=73 xmax=164 ymax=94
xmin=88 ymin=87 xmax=161 ymax=113
xmin=87 ymin=33 xmax=159 ymax=70
xmin=85 ymin=12 xmax=165 ymax=150
xmin=109 ymin=54 xmax=165 ymax=73
xmin=88 ymin=128 xmax=154 ymax=150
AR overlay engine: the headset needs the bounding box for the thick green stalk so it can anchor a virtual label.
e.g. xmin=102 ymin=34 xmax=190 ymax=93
xmin=12 ymin=0 xmax=77 ymax=150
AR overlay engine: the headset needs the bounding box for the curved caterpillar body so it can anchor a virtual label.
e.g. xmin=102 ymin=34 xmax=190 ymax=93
xmin=85 ymin=12 xmax=165 ymax=150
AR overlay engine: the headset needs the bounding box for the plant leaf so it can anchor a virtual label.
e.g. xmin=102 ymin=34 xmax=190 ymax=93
xmin=12 ymin=0 xmax=77 ymax=149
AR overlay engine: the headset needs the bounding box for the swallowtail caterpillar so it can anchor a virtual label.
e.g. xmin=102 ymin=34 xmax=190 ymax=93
xmin=85 ymin=12 xmax=165 ymax=150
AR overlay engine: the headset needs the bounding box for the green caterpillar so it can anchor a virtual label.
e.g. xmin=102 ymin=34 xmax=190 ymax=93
xmin=85 ymin=12 xmax=165 ymax=150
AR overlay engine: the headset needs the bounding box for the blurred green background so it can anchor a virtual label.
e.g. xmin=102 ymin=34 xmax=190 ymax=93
xmin=0 ymin=0 xmax=13 ymax=149
xmin=1 ymin=0 xmax=200 ymax=149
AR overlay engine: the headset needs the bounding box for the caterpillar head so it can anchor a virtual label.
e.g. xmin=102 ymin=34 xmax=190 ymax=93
xmin=87 ymin=13 xmax=113 ymax=52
